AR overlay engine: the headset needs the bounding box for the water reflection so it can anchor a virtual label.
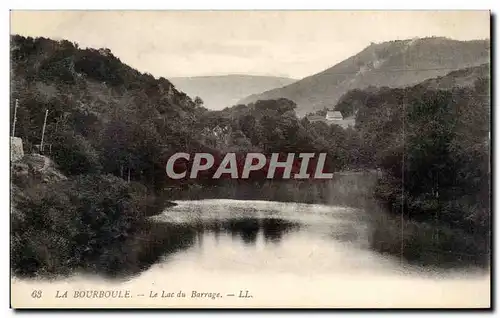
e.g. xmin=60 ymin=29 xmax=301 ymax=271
xmin=130 ymin=215 xmax=303 ymax=279
xmin=146 ymin=199 xmax=489 ymax=276
xmin=194 ymin=217 xmax=301 ymax=246
xmin=262 ymin=218 xmax=298 ymax=243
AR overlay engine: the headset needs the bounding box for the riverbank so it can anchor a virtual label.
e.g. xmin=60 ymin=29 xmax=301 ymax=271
xmin=365 ymin=202 xmax=490 ymax=269
xmin=10 ymin=155 xmax=188 ymax=279
xmin=164 ymin=171 xmax=379 ymax=208
xmin=11 ymin=158 xmax=489 ymax=278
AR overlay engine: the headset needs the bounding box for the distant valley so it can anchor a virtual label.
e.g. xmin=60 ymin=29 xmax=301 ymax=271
xmin=169 ymin=75 xmax=296 ymax=110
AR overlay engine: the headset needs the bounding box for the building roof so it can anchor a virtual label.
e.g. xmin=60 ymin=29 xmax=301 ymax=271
xmin=326 ymin=111 xmax=343 ymax=120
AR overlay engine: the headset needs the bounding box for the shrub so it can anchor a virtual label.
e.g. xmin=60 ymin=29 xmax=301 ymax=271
xmin=10 ymin=174 xmax=180 ymax=278
xmin=51 ymin=132 xmax=102 ymax=176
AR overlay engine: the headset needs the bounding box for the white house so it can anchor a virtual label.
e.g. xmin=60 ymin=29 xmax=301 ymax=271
xmin=325 ymin=111 xmax=343 ymax=121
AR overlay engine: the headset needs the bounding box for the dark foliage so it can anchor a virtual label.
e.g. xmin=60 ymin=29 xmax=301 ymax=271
xmin=11 ymin=174 xmax=193 ymax=278
xmin=350 ymin=78 xmax=491 ymax=265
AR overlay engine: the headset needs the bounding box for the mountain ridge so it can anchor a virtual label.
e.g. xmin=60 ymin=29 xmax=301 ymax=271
xmin=239 ymin=37 xmax=490 ymax=116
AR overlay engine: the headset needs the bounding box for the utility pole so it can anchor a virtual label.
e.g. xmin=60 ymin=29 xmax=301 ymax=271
xmin=127 ymin=154 xmax=131 ymax=183
xmin=40 ymin=109 xmax=48 ymax=153
xmin=12 ymin=99 xmax=18 ymax=137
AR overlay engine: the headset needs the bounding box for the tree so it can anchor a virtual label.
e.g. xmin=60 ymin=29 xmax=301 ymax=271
xmin=194 ymin=96 xmax=204 ymax=107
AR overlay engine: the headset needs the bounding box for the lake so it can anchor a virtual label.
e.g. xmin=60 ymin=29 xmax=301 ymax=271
xmin=11 ymin=199 xmax=490 ymax=308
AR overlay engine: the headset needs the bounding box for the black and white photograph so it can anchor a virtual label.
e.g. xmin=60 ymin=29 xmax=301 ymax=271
xmin=8 ymin=10 xmax=491 ymax=309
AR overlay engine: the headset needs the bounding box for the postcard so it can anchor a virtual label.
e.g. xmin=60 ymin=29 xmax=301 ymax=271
xmin=9 ymin=10 xmax=491 ymax=309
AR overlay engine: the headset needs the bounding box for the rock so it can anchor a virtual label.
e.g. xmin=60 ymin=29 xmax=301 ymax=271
xmin=10 ymin=137 xmax=24 ymax=162
xmin=11 ymin=162 xmax=29 ymax=178
xmin=23 ymin=154 xmax=48 ymax=171
xmin=18 ymin=154 xmax=68 ymax=184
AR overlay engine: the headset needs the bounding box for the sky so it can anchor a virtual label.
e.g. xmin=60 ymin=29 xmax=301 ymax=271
xmin=10 ymin=11 xmax=490 ymax=79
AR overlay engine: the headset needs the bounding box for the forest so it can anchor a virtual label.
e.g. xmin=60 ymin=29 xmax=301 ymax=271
xmin=10 ymin=35 xmax=491 ymax=276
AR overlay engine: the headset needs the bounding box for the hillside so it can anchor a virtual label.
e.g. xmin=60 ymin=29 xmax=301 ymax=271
xmin=169 ymin=75 xmax=296 ymax=110
xmin=8 ymin=35 xmax=348 ymax=190
xmin=239 ymin=37 xmax=490 ymax=116
xmin=334 ymin=63 xmax=490 ymax=118
xmin=419 ymin=63 xmax=490 ymax=90
xmin=10 ymin=35 xmax=210 ymax=191
xmin=332 ymin=68 xmax=490 ymax=265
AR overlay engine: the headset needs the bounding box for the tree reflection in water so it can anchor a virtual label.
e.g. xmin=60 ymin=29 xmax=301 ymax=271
xmin=198 ymin=217 xmax=301 ymax=245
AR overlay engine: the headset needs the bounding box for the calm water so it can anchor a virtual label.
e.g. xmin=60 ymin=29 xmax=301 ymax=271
xmin=12 ymin=199 xmax=490 ymax=308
